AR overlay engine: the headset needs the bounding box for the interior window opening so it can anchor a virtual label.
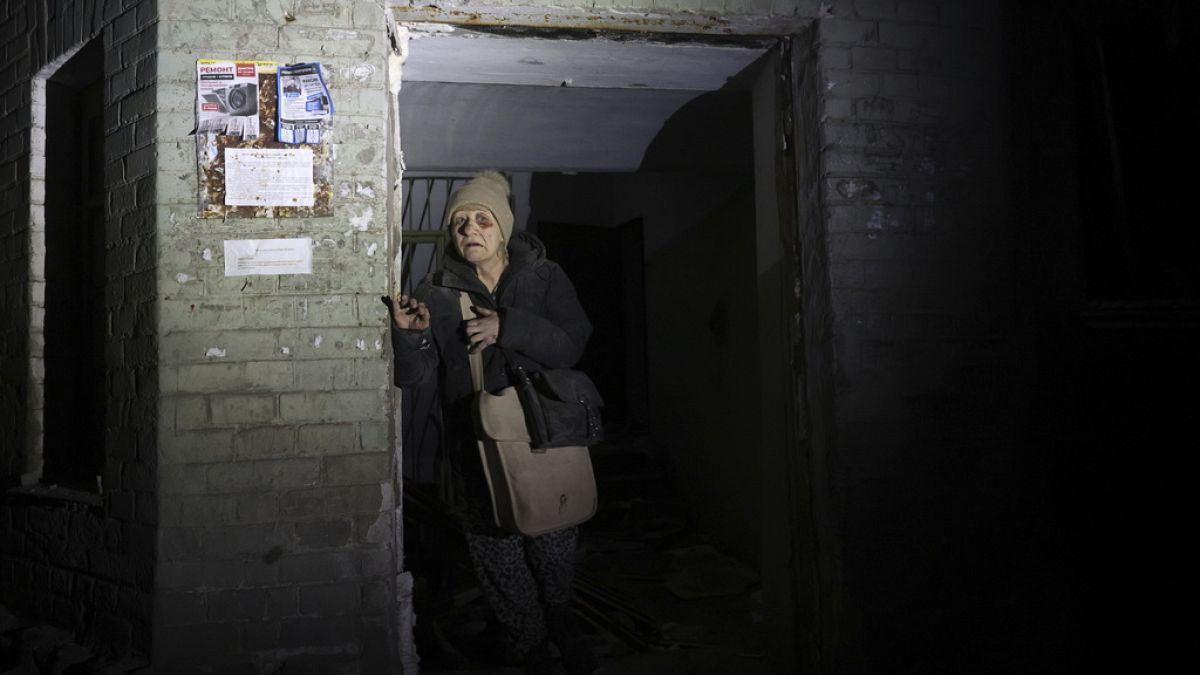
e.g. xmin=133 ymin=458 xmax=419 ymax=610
xmin=37 ymin=37 xmax=107 ymax=493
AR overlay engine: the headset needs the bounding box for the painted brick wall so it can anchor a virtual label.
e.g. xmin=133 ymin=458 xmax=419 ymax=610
xmin=0 ymin=0 xmax=28 ymax=481
xmin=807 ymin=1 xmax=1023 ymax=671
xmin=0 ymin=0 xmax=159 ymax=656
xmin=152 ymin=0 xmax=393 ymax=671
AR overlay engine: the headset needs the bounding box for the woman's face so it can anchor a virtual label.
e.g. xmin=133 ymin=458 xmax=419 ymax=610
xmin=450 ymin=207 xmax=505 ymax=266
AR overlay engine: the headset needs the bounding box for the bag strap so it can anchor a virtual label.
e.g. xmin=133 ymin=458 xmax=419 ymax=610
xmin=457 ymin=291 xmax=485 ymax=392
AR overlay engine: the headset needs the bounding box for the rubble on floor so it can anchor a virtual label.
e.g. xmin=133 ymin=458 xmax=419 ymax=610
xmin=0 ymin=606 xmax=148 ymax=675
xmin=1 ymin=429 xmax=770 ymax=674
xmin=413 ymin=430 xmax=771 ymax=674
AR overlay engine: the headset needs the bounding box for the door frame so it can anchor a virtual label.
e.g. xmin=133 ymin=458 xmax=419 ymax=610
xmin=381 ymin=12 xmax=828 ymax=672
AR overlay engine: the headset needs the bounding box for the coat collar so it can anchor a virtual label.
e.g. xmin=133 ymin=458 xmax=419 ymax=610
xmin=435 ymin=231 xmax=547 ymax=302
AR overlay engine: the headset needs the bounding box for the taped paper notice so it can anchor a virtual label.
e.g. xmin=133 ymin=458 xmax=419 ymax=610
xmin=224 ymin=238 xmax=312 ymax=276
xmin=224 ymin=147 xmax=315 ymax=207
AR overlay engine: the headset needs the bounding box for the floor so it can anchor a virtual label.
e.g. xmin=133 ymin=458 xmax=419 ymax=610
xmin=0 ymin=433 xmax=772 ymax=674
xmin=420 ymin=531 xmax=772 ymax=674
xmin=0 ymin=608 xmax=148 ymax=674
xmin=413 ymin=430 xmax=772 ymax=675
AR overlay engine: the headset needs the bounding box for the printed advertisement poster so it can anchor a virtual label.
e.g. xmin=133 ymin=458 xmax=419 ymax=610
xmin=196 ymin=60 xmax=273 ymax=138
xmin=276 ymin=62 xmax=334 ymax=144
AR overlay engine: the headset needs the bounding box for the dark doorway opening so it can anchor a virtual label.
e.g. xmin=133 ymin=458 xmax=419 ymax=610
xmin=42 ymin=38 xmax=106 ymax=491
xmin=527 ymin=167 xmax=763 ymax=543
xmin=396 ymin=31 xmax=790 ymax=673
xmin=536 ymin=218 xmax=647 ymax=430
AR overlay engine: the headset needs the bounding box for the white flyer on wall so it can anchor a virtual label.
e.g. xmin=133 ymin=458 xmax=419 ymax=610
xmin=196 ymin=60 xmax=268 ymax=138
xmin=224 ymin=238 xmax=313 ymax=276
xmin=223 ymin=147 xmax=315 ymax=207
xmin=276 ymin=62 xmax=334 ymax=144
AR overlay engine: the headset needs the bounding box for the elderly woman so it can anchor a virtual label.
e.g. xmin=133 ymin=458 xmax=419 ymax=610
xmin=388 ymin=172 xmax=597 ymax=675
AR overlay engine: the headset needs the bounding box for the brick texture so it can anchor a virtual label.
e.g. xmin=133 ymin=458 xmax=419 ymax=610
xmin=0 ymin=0 xmax=159 ymax=658
xmin=152 ymin=0 xmax=393 ymax=670
xmin=806 ymin=0 xmax=1013 ymax=670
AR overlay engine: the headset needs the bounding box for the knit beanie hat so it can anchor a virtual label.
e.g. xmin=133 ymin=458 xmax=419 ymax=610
xmin=443 ymin=171 xmax=514 ymax=242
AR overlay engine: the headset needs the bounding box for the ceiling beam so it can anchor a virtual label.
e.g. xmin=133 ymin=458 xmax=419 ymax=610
xmin=389 ymin=4 xmax=810 ymax=37
xmin=402 ymin=32 xmax=768 ymax=90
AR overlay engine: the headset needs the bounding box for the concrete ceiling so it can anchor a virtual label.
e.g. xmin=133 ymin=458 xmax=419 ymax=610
xmin=398 ymin=31 xmax=768 ymax=172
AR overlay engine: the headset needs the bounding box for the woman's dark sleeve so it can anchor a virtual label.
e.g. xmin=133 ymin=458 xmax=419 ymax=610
xmin=498 ymin=263 xmax=592 ymax=369
xmin=390 ymin=285 xmax=439 ymax=387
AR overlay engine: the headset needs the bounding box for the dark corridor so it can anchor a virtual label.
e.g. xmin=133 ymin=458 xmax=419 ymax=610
xmin=400 ymin=169 xmax=769 ymax=674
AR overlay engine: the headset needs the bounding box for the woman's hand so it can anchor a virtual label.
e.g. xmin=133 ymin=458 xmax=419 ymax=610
xmin=390 ymin=294 xmax=431 ymax=331
xmin=466 ymin=306 xmax=500 ymax=354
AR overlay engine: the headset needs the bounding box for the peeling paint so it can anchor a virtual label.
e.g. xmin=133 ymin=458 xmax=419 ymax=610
xmin=355 ymin=339 xmax=367 ymax=351
xmin=175 ymin=273 xmax=193 ymax=284
xmin=313 ymin=335 xmax=323 ymax=348
xmin=325 ymin=29 xmax=362 ymax=41
xmin=366 ymin=242 xmax=378 ymax=256
xmin=350 ymin=206 xmax=374 ymax=231
xmin=202 ymin=248 xmax=212 ymax=261
xmin=374 ymin=339 xmax=383 ymax=351
xmin=366 ymin=482 xmax=394 ymax=544
xmin=404 ymin=22 xmax=456 ymax=36
xmin=342 ymin=181 xmax=378 ymax=199
xmin=205 ymin=347 xmax=226 ymax=358
xmin=867 ymin=207 xmax=897 ymax=231
xmin=340 ymin=63 xmax=375 ymax=83
xmin=281 ymin=346 xmax=291 ymax=355
xmin=837 ymin=178 xmax=882 ymax=201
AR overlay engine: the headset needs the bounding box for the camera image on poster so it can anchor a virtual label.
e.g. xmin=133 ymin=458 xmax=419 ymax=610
xmin=196 ymin=60 xmax=269 ymax=139
xmin=202 ymin=83 xmax=257 ymax=116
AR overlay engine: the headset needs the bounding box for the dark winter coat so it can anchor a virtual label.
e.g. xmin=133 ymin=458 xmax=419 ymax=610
xmin=390 ymin=230 xmax=592 ymax=411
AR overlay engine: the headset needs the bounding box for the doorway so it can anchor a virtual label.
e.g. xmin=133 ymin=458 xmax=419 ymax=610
xmin=40 ymin=37 xmax=107 ymax=492
xmin=536 ymin=217 xmax=645 ymax=430
xmin=395 ymin=27 xmax=795 ymax=673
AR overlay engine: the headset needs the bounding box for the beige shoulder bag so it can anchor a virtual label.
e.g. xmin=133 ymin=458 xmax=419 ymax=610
xmin=460 ymin=292 xmax=598 ymax=536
